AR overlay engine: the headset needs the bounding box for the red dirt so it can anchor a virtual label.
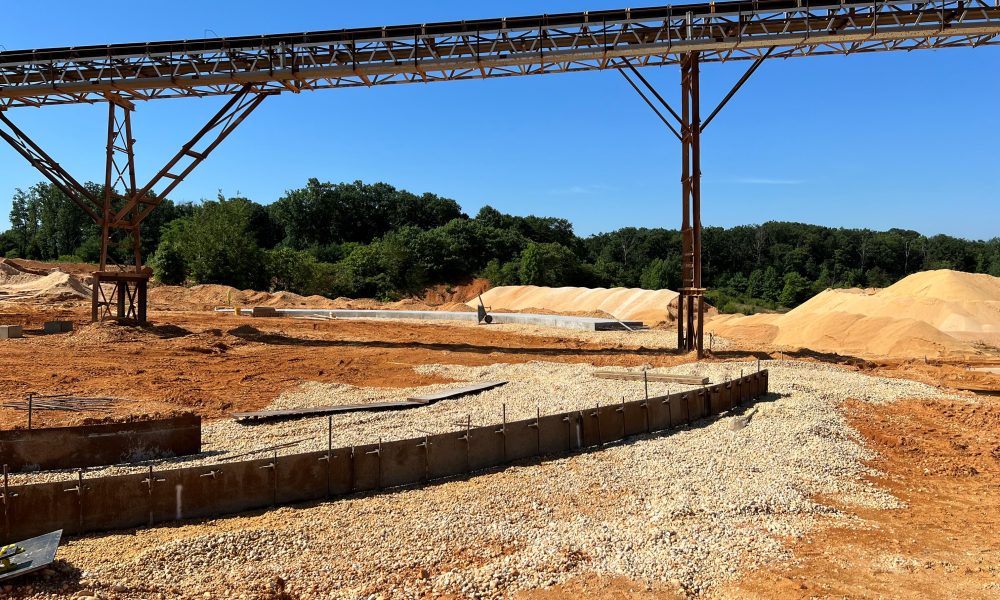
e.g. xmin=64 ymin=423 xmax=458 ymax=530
xmin=0 ymin=304 xmax=690 ymax=429
xmin=718 ymin=395 xmax=1000 ymax=599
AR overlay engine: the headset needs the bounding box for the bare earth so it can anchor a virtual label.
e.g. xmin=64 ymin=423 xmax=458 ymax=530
xmin=0 ymin=290 xmax=998 ymax=599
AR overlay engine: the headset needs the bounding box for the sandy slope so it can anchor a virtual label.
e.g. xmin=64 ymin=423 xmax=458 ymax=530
xmin=470 ymin=285 xmax=682 ymax=324
xmin=707 ymin=270 xmax=1000 ymax=359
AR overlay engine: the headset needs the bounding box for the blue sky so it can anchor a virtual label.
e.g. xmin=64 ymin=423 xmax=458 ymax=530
xmin=1 ymin=1 xmax=997 ymax=240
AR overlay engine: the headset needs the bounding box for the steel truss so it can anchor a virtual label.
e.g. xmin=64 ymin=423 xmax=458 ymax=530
xmin=0 ymin=0 xmax=998 ymax=346
xmin=1 ymin=1 xmax=998 ymax=109
xmin=0 ymin=86 xmax=269 ymax=323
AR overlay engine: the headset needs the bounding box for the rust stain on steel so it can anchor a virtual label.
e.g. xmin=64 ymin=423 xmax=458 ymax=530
xmin=0 ymin=414 xmax=200 ymax=472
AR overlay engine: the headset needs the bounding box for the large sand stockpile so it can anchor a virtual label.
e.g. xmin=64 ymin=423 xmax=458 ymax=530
xmin=0 ymin=259 xmax=91 ymax=302
xmin=707 ymin=270 xmax=1000 ymax=358
xmin=470 ymin=285 xmax=682 ymax=324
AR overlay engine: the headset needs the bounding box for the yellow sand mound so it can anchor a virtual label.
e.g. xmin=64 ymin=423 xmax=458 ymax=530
xmin=469 ymin=285 xmax=682 ymax=324
xmin=0 ymin=259 xmax=91 ymax=302
xmin=706 ymin=270 xmax=1000 ymax=359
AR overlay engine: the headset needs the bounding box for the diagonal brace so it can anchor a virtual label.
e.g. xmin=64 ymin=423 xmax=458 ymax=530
xmin=700 ymin=48 xmax=773 ymax=132
xmin=0 ymin=112 xmax=103 ymax=223
xmin=112 ymin=85 xmax=270 ymax=225
xmin=618 ymin=69 xmax=681 ymax=141
xmin=621 ymin=60 xmax=683 ymax=125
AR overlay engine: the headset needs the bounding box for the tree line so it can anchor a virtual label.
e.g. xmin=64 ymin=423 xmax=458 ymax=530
xmin=2 ymin=179 xmax=998 ymax=312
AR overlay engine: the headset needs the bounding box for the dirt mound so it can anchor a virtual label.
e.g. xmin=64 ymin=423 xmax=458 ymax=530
xmin=707 ymin=270 xmax=1000 ymax=359
xmin=0 ymin=259 xmax=91 ymax=302
xmin=471 ymin=285 xmax=685 ymax=324
xmin=423 ymin=279 xmax=492 ymax=304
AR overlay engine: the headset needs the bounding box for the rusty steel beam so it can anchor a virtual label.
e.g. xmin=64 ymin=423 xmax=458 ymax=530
xmin=2 ymin=1 xmax=999 ymax=109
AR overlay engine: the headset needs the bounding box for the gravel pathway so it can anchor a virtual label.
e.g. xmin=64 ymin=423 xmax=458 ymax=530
xmin=17 ymin=361 xmax=963 ymax=600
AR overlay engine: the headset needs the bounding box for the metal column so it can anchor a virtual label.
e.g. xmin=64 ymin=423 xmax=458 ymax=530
xmin=678 ymin=52 xmax=705 ymax=358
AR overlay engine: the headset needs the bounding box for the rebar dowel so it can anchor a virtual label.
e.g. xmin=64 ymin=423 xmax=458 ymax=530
xmin=3 ymin=464 xmax=9 ymax=540
xmin=27 ymin=394 xmax=32 ymax=430
xmin=501 ymin=403 xmax=507 ymax=461
xmin=644 ymin=370 xmax=649 ymax=400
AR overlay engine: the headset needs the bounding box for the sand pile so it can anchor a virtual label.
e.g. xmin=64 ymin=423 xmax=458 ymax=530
xmin=0 ymin=259 xmax=90 ymax=302
xmin=470 ymin=285 xmax=684 ymax=324
xmin=423 ymin=278 xmax=492 ymax=304
xmin=707 ymin=270 xmax=1000 ymax=359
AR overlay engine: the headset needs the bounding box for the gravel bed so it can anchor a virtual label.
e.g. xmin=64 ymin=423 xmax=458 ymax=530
xmin=8 ymin=362 xmax=710 ymax=485
xmin=15 ymin=361 xmax=964 ymax=600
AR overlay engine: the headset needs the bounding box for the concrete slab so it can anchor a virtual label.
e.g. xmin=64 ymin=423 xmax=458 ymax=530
xmin=217 ymin=308 xmax=643 ymax=332
xmin=42 ymin=321 xmax=73 ymax=334
xmin=0 ymin=325 xmax=23 ymax=339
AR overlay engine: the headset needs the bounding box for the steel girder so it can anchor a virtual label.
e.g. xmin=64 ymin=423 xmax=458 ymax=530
xmin=1 ymin=1 xmax=999 ymax=109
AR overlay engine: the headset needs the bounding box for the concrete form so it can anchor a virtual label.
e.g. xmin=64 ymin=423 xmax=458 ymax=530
xmin=0 ymin=325 xmax=23 ymax=339
xmin=218 ymin=308 xmax=643 ymax=332
xmin=0 ymin=414 xmax=201 ymax=472
xmin=0 ymin=372 xmax=767 ymax=543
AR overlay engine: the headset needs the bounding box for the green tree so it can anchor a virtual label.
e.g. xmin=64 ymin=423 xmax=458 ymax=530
xmin=518 ymin=242 xmax=579 ymax=287
xmin=172 ymin=196 xmax=266 ymax=290
xmin=150 ymin=241 xmax=187 ymax=285
xmin=778 ymin=272 xmax=811 ymax=306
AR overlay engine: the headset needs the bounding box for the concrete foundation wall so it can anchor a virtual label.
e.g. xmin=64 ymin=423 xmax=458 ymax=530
xmin=1 ymin=372 xmax=769 ymax=543
xmin=0 ymin=414 xmax=201 ymax=472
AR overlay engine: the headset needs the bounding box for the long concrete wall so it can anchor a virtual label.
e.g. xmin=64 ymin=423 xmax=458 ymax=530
xmin=217 ymin=308 xmax=644 ymax=331
xmin=1 ymin=372 xmax=767 ymax=543
xmin=0 ymin=414 xmax=201 ymax=472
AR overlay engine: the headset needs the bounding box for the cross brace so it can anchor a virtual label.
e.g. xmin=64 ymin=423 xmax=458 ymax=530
xmin=0 ymin=84 xmax=269 ymax=323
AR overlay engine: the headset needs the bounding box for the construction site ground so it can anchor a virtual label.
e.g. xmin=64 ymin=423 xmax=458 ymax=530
xmin=1 ymin=301 xmax=999 ymax=599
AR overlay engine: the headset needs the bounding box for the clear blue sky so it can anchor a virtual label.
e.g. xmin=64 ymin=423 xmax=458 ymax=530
xmin=1 ymin=1 xmax=997 ymax=240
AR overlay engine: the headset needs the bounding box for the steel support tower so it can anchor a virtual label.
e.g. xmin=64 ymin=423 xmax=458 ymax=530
xmin=2 ymin=0 xmax=998 ymax=355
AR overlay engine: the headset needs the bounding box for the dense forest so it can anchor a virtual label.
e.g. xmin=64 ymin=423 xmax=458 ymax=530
xmin=2 ymin=179 xmax=998 ymax=312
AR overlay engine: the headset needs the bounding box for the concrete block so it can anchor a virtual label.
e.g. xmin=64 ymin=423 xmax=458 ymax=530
xmin=0 ymin=325 xmax=23 ymax=339
xmin=43 ymin=320 xmax=73 ymax=334
xmin=251 ymin=306 xmax=279 ymax=317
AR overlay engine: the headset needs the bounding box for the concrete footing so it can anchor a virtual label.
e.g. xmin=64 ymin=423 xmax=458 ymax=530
xmin=0 ymin=325 xmax=23 ymax=339
xmin=220 ymin=308 xmax=644 ymax=331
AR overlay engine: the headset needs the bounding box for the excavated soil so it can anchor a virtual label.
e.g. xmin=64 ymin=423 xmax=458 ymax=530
xmin=717 ymin=395 xmax=1000 ymax=599
xmin=0 ymin=304 xmax=694 ymax=429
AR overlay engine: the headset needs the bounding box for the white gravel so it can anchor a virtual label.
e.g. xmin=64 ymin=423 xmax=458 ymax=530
xmin=17 ymin=360 xmax=962 ymax=600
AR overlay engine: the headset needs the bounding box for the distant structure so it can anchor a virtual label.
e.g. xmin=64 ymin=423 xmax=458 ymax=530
xmin=2 ymin=0 xmax=997 ymax=357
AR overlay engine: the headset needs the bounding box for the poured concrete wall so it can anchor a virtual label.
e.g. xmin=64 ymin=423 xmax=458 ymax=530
xmin=0 ymin=414 xmax=201 ymax=472
xmin=1 ymin=371 xmax=768 ymax=543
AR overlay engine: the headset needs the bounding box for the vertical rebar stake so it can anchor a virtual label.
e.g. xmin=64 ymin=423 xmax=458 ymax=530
xmin=326 ymin=415 xmax=333 ymax=498
xmin=501 ymin=403 xmax=508 ymax=461
xmin=27 ymin=394 xmax=32 ymax=430
xmin=644 ymin=369 xmax=649 ymax=400
xmin=3 ymin=464 xmax=9 ymax=540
